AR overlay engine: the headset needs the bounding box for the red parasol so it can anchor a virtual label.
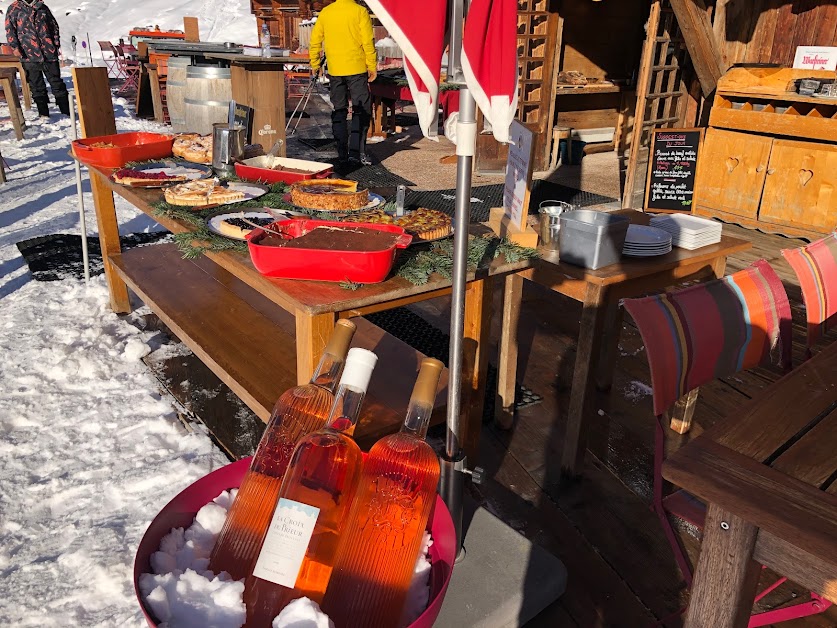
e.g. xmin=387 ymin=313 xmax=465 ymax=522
xmin=461 ymin=0 xmax=519 ymax=143
xmin=365 ymin=0 xmax=448 ymax=139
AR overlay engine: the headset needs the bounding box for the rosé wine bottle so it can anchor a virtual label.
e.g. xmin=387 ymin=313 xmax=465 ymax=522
xmin=323 ymin=358 xmax=443 ymax=628
xmin=208 ymin=319 xmax=356 ymax=581
xmin=243 ymin=348 xmax=378 ymax=626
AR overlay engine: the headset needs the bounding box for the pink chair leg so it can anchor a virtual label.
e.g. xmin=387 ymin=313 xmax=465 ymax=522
xmin=748 ymin=594 xmax=831 ymax=627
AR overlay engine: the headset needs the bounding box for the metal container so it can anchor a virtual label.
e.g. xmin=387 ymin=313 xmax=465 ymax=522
xmin=558 ymin=209 xmax=630 ymax=270
xmin=538 ymin=201 xmax=573 ymax=249
xmin=211 ymin=123 xmax=246 ymax=175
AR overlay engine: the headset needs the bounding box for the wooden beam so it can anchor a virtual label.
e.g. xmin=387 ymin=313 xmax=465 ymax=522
xmin=669 ymin=0 xmax=726 ymax=97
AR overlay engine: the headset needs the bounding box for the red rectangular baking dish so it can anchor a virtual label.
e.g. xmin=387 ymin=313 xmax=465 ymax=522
xmin=72 ymin=132 xmax=175 ymax=168
xmin=234 ymin=156 xmax=333 ymax=184
xmin=246 ymin=219 xmax=412 ymax=283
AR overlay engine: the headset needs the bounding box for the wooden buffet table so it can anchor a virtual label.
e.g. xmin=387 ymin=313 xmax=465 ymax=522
xmin=496 ymin=234 xmax=752 ymax=479
xmin=82 ymin=162 xmax=531 ymax=458
xmin=0 ymin=54 xmax=31 ymax=110
xmin=664 ymin=341 xmax=837 ymax=627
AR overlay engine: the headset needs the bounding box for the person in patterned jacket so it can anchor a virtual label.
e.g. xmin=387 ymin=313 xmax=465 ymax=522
xmin=5 ymin=0 xmax=69 ymax=117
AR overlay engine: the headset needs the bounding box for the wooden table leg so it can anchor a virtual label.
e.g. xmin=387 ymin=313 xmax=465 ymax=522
xmin=595 ymin=299 xmax=624 ymax=391
xmin=561 ymin=282 xmax=606 ymax=479
xmin=462 ymin=277 xmax=494 ymax=464
xmin=295 ymin=311 xmax=336 ymax=386
xmin=17 ymin=62 xmax=31 ymax=110
xmin=684 ymin=504 xmax=761 ymax=628
xmin=495 ymin=273 xmax=524 ymax=429
xmin=0 ymin=76 xmax=24 ymax=140
xmin=89 ymin=169 xmax=131 ymax=313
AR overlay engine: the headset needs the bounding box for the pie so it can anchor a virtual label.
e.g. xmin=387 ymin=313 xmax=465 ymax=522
xmin=164 ymin=179 xmax=245 ymax=207
xmin=344 ymin=207 xmax=451 ymax=241
xmin=217 ymin=215 xmax=276 ymax=239
xmin=112 ymin=167 xmax=189 ymax=186
xmin=290 ymin=179 xmax=369 ymax=211
xmin=172 ymin=133 xmax=213 ymax=164
xmin=395 ymin=207 xmax=452 ymax=241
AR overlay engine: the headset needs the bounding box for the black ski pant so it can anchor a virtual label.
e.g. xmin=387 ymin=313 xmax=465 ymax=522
xmin=328 ymin=72 xmax=371 ymax=161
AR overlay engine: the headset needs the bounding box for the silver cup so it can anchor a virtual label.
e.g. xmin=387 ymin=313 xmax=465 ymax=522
xmin=538 ymin=201 xmax=574 ymax=248
xmin=212 ymin=123 xmax=246 ymax=175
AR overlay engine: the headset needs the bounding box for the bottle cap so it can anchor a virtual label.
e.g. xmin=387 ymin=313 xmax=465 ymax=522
xmin=323 ymin=319 xmax=356 ymax=359
xmin=411 ymin=358 xmax=444 ymax=406
xmin=340 ymin=348 xmax=378 ymax=393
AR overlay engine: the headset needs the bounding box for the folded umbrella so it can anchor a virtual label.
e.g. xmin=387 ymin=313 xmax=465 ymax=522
xmin=461 ymin=0 xmax=518 ymax=143
xmin=365 ymin=0 xmax=448 ymax=140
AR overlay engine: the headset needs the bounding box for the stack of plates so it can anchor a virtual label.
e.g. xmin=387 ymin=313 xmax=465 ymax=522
xmin=649 ymin=214 xmax=723 ymax=250
xmin=622 ymin=225 xmax=673 ymax=257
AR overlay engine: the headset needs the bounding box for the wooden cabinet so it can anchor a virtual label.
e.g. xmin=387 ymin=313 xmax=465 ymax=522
xmin=695 ymin=128 xmax=771 ymax=219
xmin=694 ymin=68 xmax=837 ymax=240
xmin=760 ymin=140 xmax=837 ymax=233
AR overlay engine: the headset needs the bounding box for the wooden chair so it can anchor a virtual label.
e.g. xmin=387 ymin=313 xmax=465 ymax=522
xmin=622 ymin=260 xmax=831 ymax=626
xmin=781 ymin=232 xmax=837 ymax=358
xmin=0 ymin=67 xmax=25 ymax=140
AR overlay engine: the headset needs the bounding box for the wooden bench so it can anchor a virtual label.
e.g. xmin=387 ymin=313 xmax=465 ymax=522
xmin=110 ymin=242 xmax=450 ymax=452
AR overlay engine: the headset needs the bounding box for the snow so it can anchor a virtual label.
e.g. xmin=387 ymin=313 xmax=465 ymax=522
xmin=0 ymin=0 xmax=257 ymax=62
xmin=0 ymin=75 xmax=230 ymax=625
xmin=273 ymin=598 xmax=334 ymax=628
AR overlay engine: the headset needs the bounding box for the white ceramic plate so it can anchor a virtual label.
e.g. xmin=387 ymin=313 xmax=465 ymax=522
xmin=112 ymin=161 xmax=213 ymax=188
xmin=207 ymin=209 xmax=302 ymax=240
xmin=623 ymin=245 xmax=672 ymax=257
xmin=624 ymin=224 xmax=673 ymax=246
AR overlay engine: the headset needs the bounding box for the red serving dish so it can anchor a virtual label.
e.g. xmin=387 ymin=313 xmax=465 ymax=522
xmin=247 ymin=218 xmax=412 ymax=283
xmin=235 ymin=156 xmax=333 ymax=184
xmin=72 ymin=132 xmax=174 ymax=168
xmin=133 ymin=456 xmax=455 ymax=628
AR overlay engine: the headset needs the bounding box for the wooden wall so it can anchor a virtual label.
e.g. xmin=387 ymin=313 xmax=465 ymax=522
xmin=707 ymin=1 xmax=837 ymax=67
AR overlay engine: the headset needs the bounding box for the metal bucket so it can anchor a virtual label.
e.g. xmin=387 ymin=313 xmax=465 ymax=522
xmin=538 ymin=200 xmax=574 ymax=248
xmin=212 ymin=123 xmax=246 ymax=175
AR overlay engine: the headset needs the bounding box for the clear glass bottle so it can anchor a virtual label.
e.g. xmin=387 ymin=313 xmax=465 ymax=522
xmin=243 ymin=348 xmax=378 ymax=626
xmin=208 ymin=319 xmax=356 ymax=581
xmin=323 ymin=358 xmax=443 ymax=628
xmin=260 ymin=23 xmax=271 ymax=58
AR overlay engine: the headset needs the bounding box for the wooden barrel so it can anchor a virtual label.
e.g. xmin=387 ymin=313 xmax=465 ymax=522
xmin=166 ymin=56 xmax=191 ymax=132
xmin=184 ymin=65 xmax=232 ymax=135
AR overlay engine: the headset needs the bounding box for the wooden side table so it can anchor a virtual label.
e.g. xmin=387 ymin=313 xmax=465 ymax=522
xmin=0 ymin=54 xmax=31 ymax=110
xmin=0 ymin=67 xmax=25 ymax=140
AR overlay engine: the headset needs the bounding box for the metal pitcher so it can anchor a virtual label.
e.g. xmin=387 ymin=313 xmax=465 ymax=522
xmin=212 ymin=122 xmax=246 ymax=175
xmin=538 ymin=201 xmax=574 ymax=249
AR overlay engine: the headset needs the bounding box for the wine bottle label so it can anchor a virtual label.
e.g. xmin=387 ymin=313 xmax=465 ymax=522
xmin=252 ymin=498 xmax=320 ymax=587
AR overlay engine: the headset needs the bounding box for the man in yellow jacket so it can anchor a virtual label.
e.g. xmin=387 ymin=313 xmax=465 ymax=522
xmin=309 ymin=0 xmax=377 ymax=165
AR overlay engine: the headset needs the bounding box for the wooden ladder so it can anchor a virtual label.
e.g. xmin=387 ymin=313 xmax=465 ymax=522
xmin=622 ymin=0 xmax=692 ymax=208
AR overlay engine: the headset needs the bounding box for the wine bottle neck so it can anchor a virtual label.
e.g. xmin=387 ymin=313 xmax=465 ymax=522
xmin=325 ymin=384 xmax=366 ymax=434
xmin=400 ymin=399 xmax=433 ymax=440
xmin=309 ymin=352 xmax=344 ymax=392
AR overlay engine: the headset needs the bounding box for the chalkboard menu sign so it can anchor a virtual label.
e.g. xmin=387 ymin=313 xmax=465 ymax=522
xmin=644 ymin=127 xmax=704 ymax=213
xmin=228 ymin=101 xmax=254 ymax=144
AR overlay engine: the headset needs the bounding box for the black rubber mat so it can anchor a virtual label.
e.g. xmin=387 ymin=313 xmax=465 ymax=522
xmin=365 ymin=307 xmax=543 ymax=417
xmin=338 ymin=163 xmax=415 ymax=187
xmin=296 ymin=137 xmax=337 ymax=151
xmin=15 ymin=232 xmax=171 ymax=282
xmin=531 ymin=180 xmax=618 ymax=209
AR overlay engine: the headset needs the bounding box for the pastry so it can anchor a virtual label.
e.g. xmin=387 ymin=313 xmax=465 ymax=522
xmin=290 ymin=179 xmax=369 ymax=211
xmin=112 ymin=167 xmax=188 ymax=186
xmin=256 ymin=225 xmax=400 ymax=251
xmin=164 ymin=179 xmax=245 ymax=207
xmin=395 ymin=207 xmax=452 ymax=241
xmin=344 ymin=207 xmax=451 ymax=241
xmin=217 ymin=215 xmax=275 ymax=239
xmin=172 ymin=133 xmax=213 ymax=164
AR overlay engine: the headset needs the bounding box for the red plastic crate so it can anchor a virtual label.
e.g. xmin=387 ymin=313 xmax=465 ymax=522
xmin=247 ymin=219 xmax=412 ymax=283
xmin=72 ymin=132 xmax=174 ymax=169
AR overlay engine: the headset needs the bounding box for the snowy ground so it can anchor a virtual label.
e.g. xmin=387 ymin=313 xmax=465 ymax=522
xmin=0 ymin=0 xmax=257 ymax=63
xmin=0 ymin=75 xmax=232 ymax=625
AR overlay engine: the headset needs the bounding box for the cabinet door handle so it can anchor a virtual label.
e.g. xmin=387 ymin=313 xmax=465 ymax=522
xmin=767 ymin=168 xmax=776 ymax=175
xmin=756 ymin=165 xmax=765 ymax=173
xmin=799 ymin=169 xmax=814 ymax=187
xmin=726 ymin=156 xmax=740 ymax=173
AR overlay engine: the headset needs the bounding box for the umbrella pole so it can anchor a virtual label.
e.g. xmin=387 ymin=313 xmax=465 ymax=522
xmin=440 ymin=0 xmax=476 ymax=559
xmin=69 ymin=92 xmax=91 ymax=284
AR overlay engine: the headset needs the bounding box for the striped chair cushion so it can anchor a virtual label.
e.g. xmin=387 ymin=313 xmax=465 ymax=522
xmin=623 ymin=260 xmax=792 ymax=416
xmin=781 ymin=232 xmax=837 ymax=349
